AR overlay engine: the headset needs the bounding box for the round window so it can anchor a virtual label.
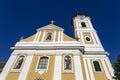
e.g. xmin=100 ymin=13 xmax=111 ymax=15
xmin=86 ymin=37 xmax=91 ymax=41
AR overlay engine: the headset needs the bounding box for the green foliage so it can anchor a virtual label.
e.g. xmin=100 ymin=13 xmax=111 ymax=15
xmin=113 ymin=54 xmax=120 ymax=80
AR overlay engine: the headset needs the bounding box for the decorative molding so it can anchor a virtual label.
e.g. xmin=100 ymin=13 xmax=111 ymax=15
xmin=13 ymin=50 xmax=81 ymax=55
xmin=74 ymin=55 xmax=84 ymax=80
xmin=41 ymin=31 xmax=46 ymax=42
xmin=36 ymin=31 xmax=41 ymax=42
xmin=83 ymin=59 xmax=90 ymax=80
xmin=101 ymin=59 xmax=111 ymax=80
xmin=87 ymin=59 xmax=95 ymax=80
xmin=53 ymin=55 xmax=62 ymax=80
xmin=105 ymin=57 xmax=114 ymax=76
xmin=34 ymin=31 xmax=39 ymax=42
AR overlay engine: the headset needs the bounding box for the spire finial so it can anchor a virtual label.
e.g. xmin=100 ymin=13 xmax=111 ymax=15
xmin=50 ymin=20 xmax=55 ymax=24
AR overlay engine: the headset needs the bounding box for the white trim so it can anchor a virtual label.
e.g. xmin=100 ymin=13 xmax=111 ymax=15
xmin=90 ymin=32 xmax=96 ymax=44
xmin=18 ymin=55 xmax=34 ymax=80
xmin=13 ymin=50 xmax=80 ymax=55
xmin=94 ymin=31 xmax=104 ymax=50
xmin=74 ymin=55 xmax=84 ymax=80
xmin=61 ymin=31 xmax=63 ymax=42
xmin=83 ymin=55 xmax=107 ymax=58
xmin=87 ymin=17 xmax=94 ymax=29
xmin=34 ymin=31 xmax=39 ymax=42
xmin=77 ymin=31 xmax=80 ymax=38
xmin=35 ymin=56 xmax=50 ymax=74
xmin=81 ymin=32 xmax=84 ymax=44
xmin=41 ymin=31 xmax=46 ymax=42
xmin=105 ymin=57 xmax=114 ymax=76
xmin=87 ymin=59 xmax=95 ymax=80
xmin=53 ymin=55 xmax=62 ymax=80
xmin=36 ymin=31 xmax=41 ymax=42
xmin=0 ymin=54 xmax=17 ymax=80
xmin=101 ymin=59 xmax=111 ymax=80
xmin=53 ymin=31 xmax=56 ymax=42
xmin=58 ymin=31 xmax=60 ymax=42
xmin=83 ymin=58 xmax=90 ymax=80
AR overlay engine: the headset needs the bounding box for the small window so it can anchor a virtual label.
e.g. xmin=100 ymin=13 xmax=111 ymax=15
xmin=81 ymin=22 xmax=86 ymax=27
xmin=64 ymin=55 xmax=72 ymax=71
xmin=93 ymin=61 xmax=102 ymax=72
xmin=86 ymin=36 xmax=91 ymax=42
xmin=37 ymin=57 xmax=49 ymax=70
xmin=46 ymin=33 xmax=52 ymax=41
xmin=13 ymin=55 xmax=25 ymax=69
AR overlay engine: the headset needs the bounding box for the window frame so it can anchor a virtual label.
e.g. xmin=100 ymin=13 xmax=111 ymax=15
xmin=36 ymin=56 xmax=50 ymax=72
xmin=92 ymin=60 xmax=103 ymax=72
xmin=11 ymin=55 xmax=26 ymax=72
xmin=63 ymin=55 xmax=73 ymax=72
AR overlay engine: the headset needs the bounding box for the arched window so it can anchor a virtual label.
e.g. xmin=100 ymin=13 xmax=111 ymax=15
xmin=13 ymin=55 xmax=25 ymax=69
xmin=93 ymin=61 xmax=102 ymax=71
xmin=37 ymin=57 xmax=49 ymax=70
xmin=81 ymin=22 xmax=86 ymax=27
xmin=46 ymin=33 xmax=52 ymax=41
xmin=64 ymin=55 xmax=72 ymax=71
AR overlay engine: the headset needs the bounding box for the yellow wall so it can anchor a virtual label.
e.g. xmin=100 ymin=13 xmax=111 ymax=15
xmin=6 ymin=72 xmax=20 ymax=80
xmin=20 ymin=34 xmax=35 ymax=42
xmin=26 ymin=54 xmax=55 ymax=80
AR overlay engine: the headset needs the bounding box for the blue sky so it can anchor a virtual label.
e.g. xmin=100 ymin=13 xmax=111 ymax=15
xmin=0 ymin=0 xmax=120 ymax=62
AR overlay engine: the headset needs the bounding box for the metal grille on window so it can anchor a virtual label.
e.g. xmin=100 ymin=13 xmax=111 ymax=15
xmin=93 ymin=61 xmax=102 ymax=71
xmin=64 ymin=55 xmax=72 ymax=71
xmin=37 ymin=57 xmax=48 ymax=70
xmin=13 ymin=55 xmax=25 ymax=69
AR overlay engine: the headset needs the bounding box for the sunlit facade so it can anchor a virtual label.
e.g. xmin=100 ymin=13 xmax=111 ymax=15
xmin=0 ymin=14 xmax=114 ymax=80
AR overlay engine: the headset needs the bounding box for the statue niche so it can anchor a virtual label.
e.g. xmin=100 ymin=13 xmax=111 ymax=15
xmin=46 ymin=33 xmax=52 ymax=41
xmin=14 ymin=55 xmax=25 ymax=69
xmin=64 ymin=55 xmax=72 ymax=70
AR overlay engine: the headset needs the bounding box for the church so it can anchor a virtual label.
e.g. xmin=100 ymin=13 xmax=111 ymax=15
xmin=0 ymin=14 xmax=114 ymax=80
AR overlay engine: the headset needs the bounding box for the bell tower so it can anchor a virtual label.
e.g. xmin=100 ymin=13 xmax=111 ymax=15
xmin=72 ymin=13 xmax=104 ymax=51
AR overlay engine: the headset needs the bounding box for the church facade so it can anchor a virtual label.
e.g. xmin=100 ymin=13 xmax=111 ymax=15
xmin=0 ymin=14 xmax=114 ymax=80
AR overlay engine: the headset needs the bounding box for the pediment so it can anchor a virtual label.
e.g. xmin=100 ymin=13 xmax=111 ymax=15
xmin=37 ymin=24 xmax=64 ymax=31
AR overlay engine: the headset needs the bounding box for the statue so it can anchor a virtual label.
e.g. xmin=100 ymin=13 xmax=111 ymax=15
xmin=65 ymin=55 xmax=71 ymax=70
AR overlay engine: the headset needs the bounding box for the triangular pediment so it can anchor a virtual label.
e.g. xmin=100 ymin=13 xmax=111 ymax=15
xmin=37 ymin=24 xmax=64 ymax=31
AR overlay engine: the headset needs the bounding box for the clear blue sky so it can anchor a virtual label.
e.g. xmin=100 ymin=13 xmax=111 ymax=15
xmin=0 ymin=0 xmax=119 ymax=62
